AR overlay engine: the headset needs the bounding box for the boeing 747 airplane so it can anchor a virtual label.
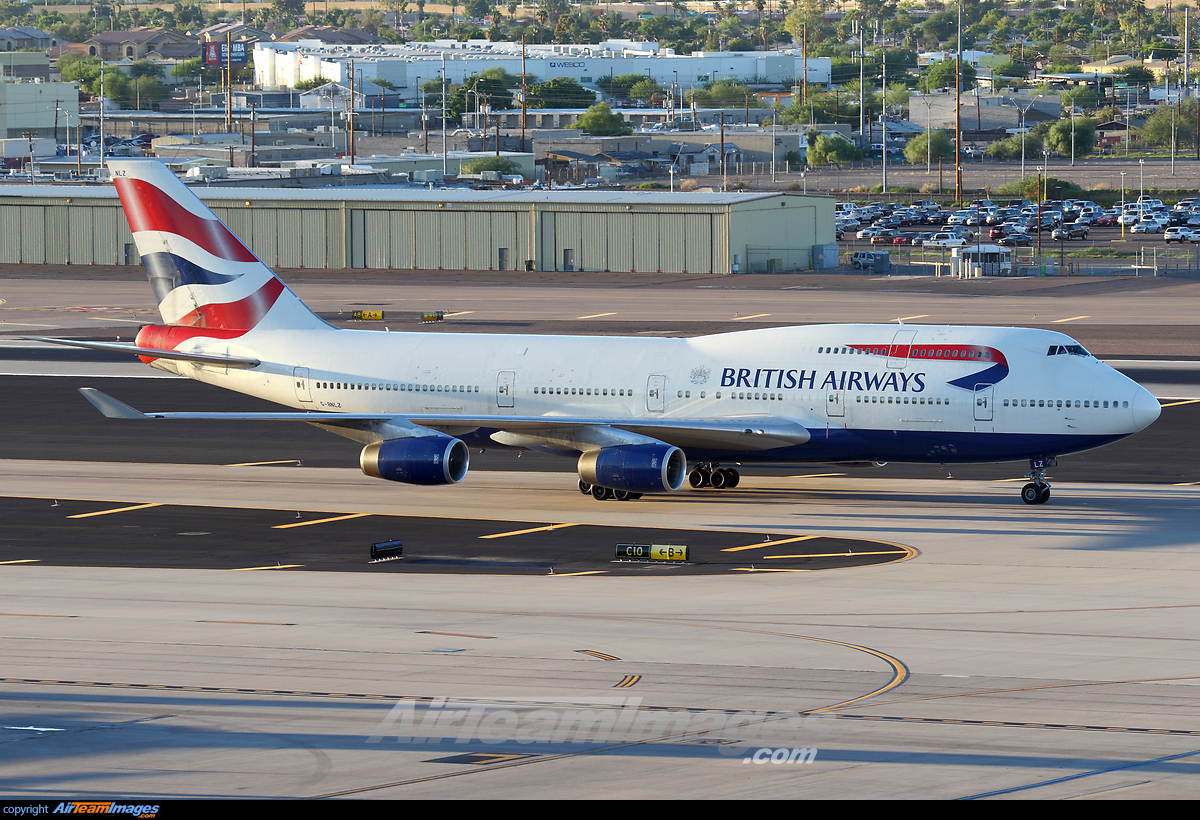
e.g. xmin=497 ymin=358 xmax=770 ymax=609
xmin=38 ymin=159 xmax=1160 ymax=505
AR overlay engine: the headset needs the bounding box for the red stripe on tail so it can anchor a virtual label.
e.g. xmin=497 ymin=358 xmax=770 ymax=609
xmin=171 ymin=277 xmax=286 ymax=330
xmin=114 ymin=177 xmax=259 ymax=263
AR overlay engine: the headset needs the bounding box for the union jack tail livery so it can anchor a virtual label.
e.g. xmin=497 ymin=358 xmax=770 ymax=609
xmin=110 ymin=159 xmax=326 ymax=342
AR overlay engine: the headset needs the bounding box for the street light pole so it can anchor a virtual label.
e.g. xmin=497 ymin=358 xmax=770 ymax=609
xmin=1121 ymin=171 xmax=1126 ymax=239
xmin=1139 ymin=158 xmax=1145 ymax=215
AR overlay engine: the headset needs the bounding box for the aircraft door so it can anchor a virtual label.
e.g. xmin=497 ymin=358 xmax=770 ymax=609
xmin=647 ymin=375 xmax=667 ymax=412
xmin=497 ymin=371 xmax=516 ymax=408
xmin=293 ymin=367 xmax=313 ymax=403
xmin=826 ymin=389 xmax=845 ymax=417
xmin=888 ymin=329 xmax=917 ymax=369
xmin=974 ymin=384 xmax=993 ymax=421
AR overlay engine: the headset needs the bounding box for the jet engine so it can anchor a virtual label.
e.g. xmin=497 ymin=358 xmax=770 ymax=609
xmin=577 ymin=444 xmax=687 ymax=493
xmin=360 ymin=435 xmax=470 ymax=485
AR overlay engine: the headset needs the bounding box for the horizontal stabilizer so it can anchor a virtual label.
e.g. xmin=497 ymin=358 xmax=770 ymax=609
xmin=76 ymin=388 xmax=397 ymax=422
xmin=29 ymin=337 xmax=260 ymax=368
xmin=79 ymin=388 xmax=150 ymax=420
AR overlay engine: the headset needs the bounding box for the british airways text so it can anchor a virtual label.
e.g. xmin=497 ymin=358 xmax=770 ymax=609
xmin=721 ymin=368 xmax=927 ymax=392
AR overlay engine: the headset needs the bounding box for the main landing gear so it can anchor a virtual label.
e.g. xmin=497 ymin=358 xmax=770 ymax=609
xmin=688 ymin=463 xmax=740 ymax=490
xmin=1021 ymin=457 xmax=1055 ymax=505
xmin=578 ymin=480 xmax=642 ymax=501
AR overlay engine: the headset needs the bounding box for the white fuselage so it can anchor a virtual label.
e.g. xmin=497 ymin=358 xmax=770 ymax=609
xmin=152 ymin=322 xmax=1158 ymax=466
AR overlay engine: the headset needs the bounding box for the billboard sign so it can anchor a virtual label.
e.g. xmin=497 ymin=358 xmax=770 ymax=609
xmin=204 ymin=41 xmax=249 ymax=66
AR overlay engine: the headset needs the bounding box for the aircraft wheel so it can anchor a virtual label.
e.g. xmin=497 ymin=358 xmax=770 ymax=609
xmin=592 ymin=485 xmax=613 ymax=501
xmin=613 ymin=489 xmax=631 ymax=501
xmin=627 ymin=493 xmax=642 ymax=500
xmin=1021 ymin=483 xmax=1042 ymax=505
xmin=579 ymin=479 xmax=593 ymax=495
xmin=709 ymin=469 xmax=727 ymax=490
xmin=689 ymin=469 xmax=710 ymax=489
xmin=724 ymin=468 xmax=741 ymax=488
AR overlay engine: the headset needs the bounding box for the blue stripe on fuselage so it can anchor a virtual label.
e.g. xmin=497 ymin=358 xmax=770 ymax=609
xmin=459 ymin=427 xmax=1128 ymax=465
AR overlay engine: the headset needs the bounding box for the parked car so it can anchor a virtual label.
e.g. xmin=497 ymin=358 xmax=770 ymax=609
xmin=998 ymin=233 xmax=1033 ymax=247
xmin=923 ymin=233 xmax=968 ymax=248
xmin=1132 ymin=218 xmax=1168 ymax=234
xmin=1051 ymin=225 xmax=1089 ymax=241
xmin=1164 ymin=226 xmax=1200 ymax=243
xmin=850 ymin=250 xmax=891 ymax=270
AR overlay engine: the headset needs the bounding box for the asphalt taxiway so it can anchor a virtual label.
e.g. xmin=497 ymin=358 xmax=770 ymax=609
xmin=2 ymin=271 xmax=1200 ymax=799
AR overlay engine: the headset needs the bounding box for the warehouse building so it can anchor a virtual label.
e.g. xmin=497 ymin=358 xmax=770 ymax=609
xmin=0 ymin=185 xmax=834 ymax=274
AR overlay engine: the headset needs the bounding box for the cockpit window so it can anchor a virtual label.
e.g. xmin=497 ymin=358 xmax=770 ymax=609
xmin=1048 ymin=345 xmax=1091 ymax=357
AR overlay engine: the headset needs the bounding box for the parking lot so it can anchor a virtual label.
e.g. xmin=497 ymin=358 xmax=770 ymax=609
xmin=835 ymin=204 xmax=1200 ymax=276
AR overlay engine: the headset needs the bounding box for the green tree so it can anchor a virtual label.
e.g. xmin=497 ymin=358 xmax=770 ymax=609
xmin=530 ymin=77 xmax=595 ymax=108
xmin=986 ymin=133 xmax=1043 ymax=161
xmin=598 ymin=73 xmax=647 ymax=102
xmin=628 ymin=78 xmax=660 ymax=104
xmin=460 ymin=156 xmax=521 ymax=174
xmin=1141 ymin=101 xmax=1197 ymax=149
xmin=1115 ymin=65 xmax=1155 ymax=87
xmin=573 ymin=102 xmax=633 ymax=135
xmin=920 ymin=59 xmax=976 ymax=92
xmin=450 ymin=73 xmax=515 ymax=117
xmin=1044 ymin=117 xmax=1096 ymax=157
xmin=806 ymin=134 xmax=861 ymax=168
xmin=904 ymin=129 xmax=954 ymax=165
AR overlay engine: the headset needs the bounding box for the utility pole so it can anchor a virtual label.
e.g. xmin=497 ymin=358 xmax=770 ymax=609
xmin=100 ymin=68 xmax=106 ymax=175
xmin=349 ymin=58 xmax=356 ymax=165
xmin=24 ymin=131 xmax=34 ymax=184
xmin=720 ymin=111 xmax=726 ymax=192
xmin=955 ymin=3 xmax=962 ymax=203
xmin=881 ymin=46 xmax=887 ymax=194
xmin=521 ymin=37 xmax=527 ymax=153
xmin=225 ymin=32 xmax=233 ymax=134
xmin=802 ymin=23 xmax=807 ymax=107
xmin=441 ymin=51 xmax=448 ymax=178
xmin=858 ymin=23 xmax=864 ymax=152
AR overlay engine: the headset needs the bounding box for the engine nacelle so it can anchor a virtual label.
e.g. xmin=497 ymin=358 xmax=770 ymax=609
xmin=360 ymin=435 xmax=470 ymax=485
xmin=577 ymin=444 xmax=687 ymax=493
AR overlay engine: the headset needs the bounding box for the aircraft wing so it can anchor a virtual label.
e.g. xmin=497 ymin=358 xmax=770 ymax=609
xmin=77 ymin=388 xmax=813 ymax=450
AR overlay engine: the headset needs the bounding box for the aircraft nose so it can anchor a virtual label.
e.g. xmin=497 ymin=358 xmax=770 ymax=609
xmin=1132 ymin=388 xmax=1161 ymax=431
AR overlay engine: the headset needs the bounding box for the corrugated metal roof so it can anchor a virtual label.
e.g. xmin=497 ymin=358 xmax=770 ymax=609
xmin=0 ymin=183 xmax=789 ymax=206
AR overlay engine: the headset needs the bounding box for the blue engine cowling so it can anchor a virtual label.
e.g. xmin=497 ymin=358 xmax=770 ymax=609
xmin=577 ymin=444 xmax=687 ymax=493
xmin=360 ymin=435 xmax=470 ymax=485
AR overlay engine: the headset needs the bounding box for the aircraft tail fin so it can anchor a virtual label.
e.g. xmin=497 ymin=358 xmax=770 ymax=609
xmin=108 ymin=159 xmax=326 ymax=335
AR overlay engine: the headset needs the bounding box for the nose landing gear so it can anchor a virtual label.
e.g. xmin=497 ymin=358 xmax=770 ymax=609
xmin=1021 ymin=457 xmax=1055 ymax=505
